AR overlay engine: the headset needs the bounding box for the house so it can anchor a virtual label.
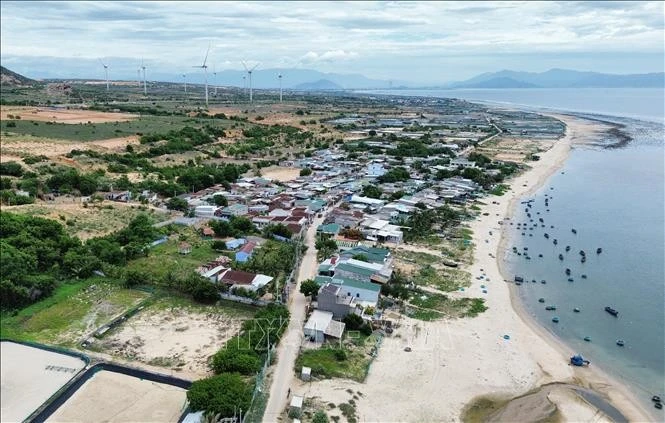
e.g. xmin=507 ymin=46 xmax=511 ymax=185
xmin=178 ymin=242 xmax=192 ymax=255
xmin=225 ymin=238 xmax=246 ymax=250
xmin=200 ymin=265 xmax=226 ymax=282
xmin=365 ymin=162 xmax=386 ymax=178
xmin=317 ymin=283 xmax=356 ymax=319
xmin=218 ymin=269 xmax=273 ymax=292
xmin=221 ymin=204 xmax=249 ymax=217
xmin=450 ymin=158 xmax=477 ymax=169
xmin=314 ymin=275 xmax=381 ymax=307
xmin=339 ymin=246 xmax=391 ymax=264
xmin=105 ymin=191 xmax=131 ymax=202
xmin=195 ymin=205 xmax=219 ymax=218
xmin=303 ymin=310 xmax=345 ymax=343
xmin=201 ymin=227 xmax=215 ymax=238
xmin=235 ymin=241 xmax=256 ymax=263
xmin=317 ymin=223 xmax=341 ymax=236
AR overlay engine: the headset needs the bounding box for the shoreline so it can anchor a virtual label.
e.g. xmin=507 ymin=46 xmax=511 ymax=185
xmin=481 ymin=112 xmax=654 ymax=421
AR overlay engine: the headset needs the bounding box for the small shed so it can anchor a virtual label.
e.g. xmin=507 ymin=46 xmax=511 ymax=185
xmin=289 ymin=395 xmax=303 ymax=418
xmin=178 ymin=242 xmax=192 ymax=255
xmin=300 ymin=366 xmax=311 ymax=382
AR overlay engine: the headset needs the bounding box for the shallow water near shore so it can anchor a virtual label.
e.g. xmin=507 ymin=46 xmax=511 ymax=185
xmin=503 ymin=117 xmax=665 ymax=416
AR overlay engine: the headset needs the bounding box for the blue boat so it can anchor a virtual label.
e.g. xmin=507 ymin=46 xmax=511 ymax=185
xmin=570 ymin=354 xmax=590 ymax=366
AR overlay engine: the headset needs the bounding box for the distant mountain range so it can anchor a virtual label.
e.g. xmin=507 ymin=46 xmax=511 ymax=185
xmin=449 ymin=68 xmax=665 ymax=88
xmin=294 ymin=79 xmax=343 ymax=91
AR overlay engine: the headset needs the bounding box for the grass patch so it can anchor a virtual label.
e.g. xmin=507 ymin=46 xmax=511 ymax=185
xmin=149 ymin=293 xmax=257 ymax=318
xmin=414 ymin=264 xmax=471 ymax=292
xmin=0 ymin=279 xmax=149 ymax=345
xmin=394 ymin=249 xmax=439 ymax=265
xmin=295 ymin=334 xmax=379 ymax=382
xmin=489 ymin=183 xmax=510 ymax=196
xmin=407 ymin=292 xmax=487 ymax=320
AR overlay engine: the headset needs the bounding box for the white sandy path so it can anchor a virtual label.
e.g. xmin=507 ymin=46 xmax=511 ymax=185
xmin=294 ymin=114 xmax=652 ymax=422
xmin=1 ymin=342 xmax=87 ymax=423
xmin=46 ymin=371 xmax=187 ymax=423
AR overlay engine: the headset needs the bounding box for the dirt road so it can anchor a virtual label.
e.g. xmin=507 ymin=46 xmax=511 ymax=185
xmin=263 ymin=212 xmax=327 ymax=422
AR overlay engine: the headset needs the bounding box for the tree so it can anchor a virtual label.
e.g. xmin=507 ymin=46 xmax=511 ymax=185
xmin=211 ymin=194 xmax=228 ymax=207
xmin=299 ymin=279 xmax=320 ymax=298
xmin=368 ymin=129 xmax=377 ymax=137
xmin=315 ymin=237 xmax=337 ymax=260
xmin=313 ymin=411 xmax=329 ymax=423
xmin=187 ymin=374 xmax=252 ymax=417
xmin=210 ymin=220 xmax=233 ymax=237
xmin=211 ymin=345 xmax=261 ymax=375
xmin=362 ymin=185 xmax=382 ymax=199
xmin=123 ymin=268 xmax=148 ymax=288
xmin=167 ymin=197 xmax=189 ymax=212
xmin=263 ymin=223 xmax=292 ymax=239
xmin=229 ymin=216 xmax=256 ymax=235
xmin=299 ymin=167 xmax=312 ymax=176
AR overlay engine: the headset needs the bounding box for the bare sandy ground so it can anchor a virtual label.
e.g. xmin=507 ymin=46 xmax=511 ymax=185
xmin=260 ymin=166 xmax=301 ymax=182
xmin=0 ymin=135 xmax=139 ymax=159
xmin=99 ymin=307 xmax=245 ymax=376
xmin=1 ymin=341 xmax=87 ymax=423
xmin=0 ymin=106 xmax=137 ymax=124
xmin=289 ymin=114 xmax=651 ymax=422
xmin=45 ymin=370 xmax=187 ymax=423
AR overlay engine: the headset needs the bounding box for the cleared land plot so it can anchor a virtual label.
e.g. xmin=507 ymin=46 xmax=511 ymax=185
xmin=3 ymin=203 xmax=169 ymax=240
xmin=0 ymin=280 xmax=150 ymax=346
xmin=45 ymin=370 xmax=187 ymax=423
xmin=1 ymin=106 xmax=137 ymax=124
xmin=258 ymin=166 xmax=301 ymax=182
xmin=0 ymin=135 xmax=140 ymax=160
xmin=0 ymin=341 xmax=87 ymax=423
xmin=0 ymin=114 xmax=234 ymax=142
xmin=96 ymin=296 xmax=255 ymax=375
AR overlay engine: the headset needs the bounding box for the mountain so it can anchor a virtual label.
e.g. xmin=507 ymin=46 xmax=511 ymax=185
xmin=294 ymin=79 xmax=343 ymax=91
xmin=0 ymin=66 xmax=37 ymax=86
xmin=451 ymin=68 xmax=665 ymax=88
xmin=455 ymin=77 xmax=538 ymax=89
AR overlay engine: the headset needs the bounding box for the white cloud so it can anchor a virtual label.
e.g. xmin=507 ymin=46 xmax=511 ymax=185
xmin=300 ymin=50 xmax=358 ymax=64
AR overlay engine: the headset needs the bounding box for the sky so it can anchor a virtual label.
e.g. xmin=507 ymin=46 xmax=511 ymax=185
xmin=1 ymin=1 xmax=664 ymax=85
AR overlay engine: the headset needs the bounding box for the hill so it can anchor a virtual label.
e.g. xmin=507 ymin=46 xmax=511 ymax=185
xmin=0 ymin=66 xmax=37 ymax=86
xmin=450 ymin=68 xmax=665 ymax=88
xmin=294 ymin=79 xmax=344 ymax=91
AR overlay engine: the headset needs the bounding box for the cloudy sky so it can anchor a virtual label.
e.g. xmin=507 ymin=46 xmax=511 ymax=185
xmin=1 ymin=1 xmax=663 ymax=84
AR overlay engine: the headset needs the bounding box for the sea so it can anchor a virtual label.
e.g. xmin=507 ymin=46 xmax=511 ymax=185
xmin=366 ymin=88 xmax=665 ymax=415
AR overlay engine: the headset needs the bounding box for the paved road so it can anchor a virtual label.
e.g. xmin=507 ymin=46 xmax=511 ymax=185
xmin=263 ymin=212 xmax=327 ymax=422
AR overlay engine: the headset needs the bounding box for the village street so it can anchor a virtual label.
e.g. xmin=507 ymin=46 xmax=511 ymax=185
xmin=263 ymin=211 xmax=329 ymax=421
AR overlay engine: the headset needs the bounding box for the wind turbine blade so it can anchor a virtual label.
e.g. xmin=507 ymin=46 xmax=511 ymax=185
xmin=250 ymin=63 xmax=260 ymax=72
xmin=202 ymin=42 xmax=211 ymax=67
xmin=241 ymin=61 xmax=249 ymax=72
xmin=99 ymin=58 xmax=107 ymax=67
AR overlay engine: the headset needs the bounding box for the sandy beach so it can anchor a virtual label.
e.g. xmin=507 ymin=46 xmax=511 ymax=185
xmin=293 ymin=113 xmax=653 ymax=422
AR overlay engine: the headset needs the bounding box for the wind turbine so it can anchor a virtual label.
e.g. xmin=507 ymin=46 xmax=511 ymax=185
xmin=193 ymin=43 xmax=211 ymax=107
xmin=182 ymin=73 xmax=187 ymax=94
xmin=242 ymin=75 xmax=246 ymax=95
xmin=278 ymin=73 xmax=283 ymax=103
xmin=241 ymin=61 xmax=259 ymax=103
xmin=141 ymin=59 xmax=147 ymax=95
xmin=136 ymin=65 xmax=141 ymax=87
xmin=99 ymin=59 xmax=109 ymax=92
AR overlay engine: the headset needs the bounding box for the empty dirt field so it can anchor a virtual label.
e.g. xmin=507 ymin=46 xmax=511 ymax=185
xmin=0 ymin=341 xmax=87 ymax=423
xmin=96 ymin=299 xmax=254 ymax=376
xmin=0 ymin=134 xmax=139 ymax=159
xmin=1 ymin=106 xmax=137 ymax=124
xmin=45 ymin=370 xmax=187 ymax=423
xmin=259 ymin=165 xmax=301 ymax=182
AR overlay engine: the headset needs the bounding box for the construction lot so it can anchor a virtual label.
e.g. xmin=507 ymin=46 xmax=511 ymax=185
xmin=0 ymin=341 xmax=87 ymax=423
xmin=94 ymin=297 xmax=256 ymax=376
xmin=45 ymin=370 xmax=187 ymax=423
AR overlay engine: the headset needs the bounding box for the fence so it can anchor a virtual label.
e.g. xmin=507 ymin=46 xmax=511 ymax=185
xmin=242 ymin=344 xmax=276 ymax=423
xmin=219 ymin=292 xmax=269 ymax=307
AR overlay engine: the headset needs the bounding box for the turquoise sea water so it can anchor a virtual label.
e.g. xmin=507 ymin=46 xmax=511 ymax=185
xmin=367 ymin=88 xmax=665 ymax=415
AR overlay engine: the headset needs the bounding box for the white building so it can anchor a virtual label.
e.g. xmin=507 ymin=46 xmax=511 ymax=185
xmin=303 ymin=310 xmax=345 ymax=343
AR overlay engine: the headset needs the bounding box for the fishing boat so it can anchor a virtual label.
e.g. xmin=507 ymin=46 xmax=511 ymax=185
xmin=570 ymin=354 xmax=590 ymax=366
xmin=558 ymin=254 xmax=564 ymax=260
xmin=605 ymin=306 xmax=619 ymax=317
xmin=572 ymin=228 xmax=577 ymax=234
xmin=581 ymin=274 xmax=587 ymax=279
xmin=616 ymin=340 xmax=625 ymax=347
xmin=538 ymin=254 xmax=543 ymax=258
xmin=538 ymin=298 xmax=545 ymax=303
xmin=597 ymin=248 xmax=603 ymax=254
xmin=552 ymin=316 xmax=560 ymax=323
xmin=541 ymin=279 xmax=546 ymax=284
xmin=565 ymin=246 xmax=571 ymax=252
xmin=581 ymin=256 xmax=586 ymax=263
xmin=580 ymin=250 xmax=586 ymax=256
xmin=568 ymin=278 xmax=574 ymax=282
xmin=565 ymin=268 xmax=571 ymax=275
xmin=553 ymin=239 xmax=558 ymax=245
xmin=544 ymin=233 xmax=549 ymax=239
xmin=652 ymin=395 xmax=661 ymax=403
xmin=584 ymin=336 xmax=591 ymax=342
xmin=573 ymin=307 xmax=580 ymax=312
xmin=545 ymin=305 xmax=557 ymax=311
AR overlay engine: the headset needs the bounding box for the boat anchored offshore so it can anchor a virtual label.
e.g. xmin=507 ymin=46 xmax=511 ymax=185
xmin=584 ymin=336 xmax=591 ymax=342
xmin=605 ymin=306 xmax=619 ymax=317
xmin=597 ymin=247 xmax=603 ymax=254
xmin=616 ymin=340 xmax=625 ymax=347
xmin=552 ymin=316 xmax=560 ymax=323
